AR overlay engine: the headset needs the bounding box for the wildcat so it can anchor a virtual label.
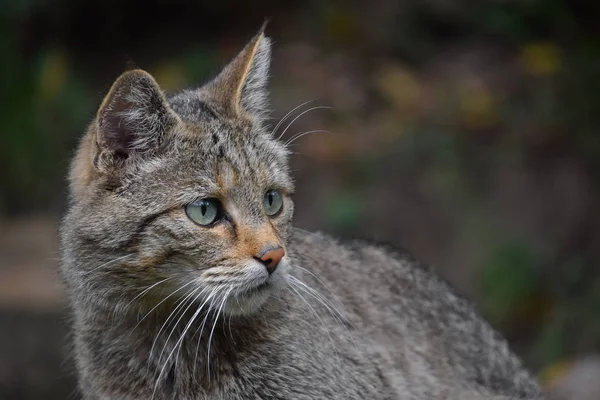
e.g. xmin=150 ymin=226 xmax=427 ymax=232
xmin=60 ymin=28 xmax=543 ymax=399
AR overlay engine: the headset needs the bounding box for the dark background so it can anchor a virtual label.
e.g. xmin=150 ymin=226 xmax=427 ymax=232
xmin=1 ymin=0 xmax=600 ymax=398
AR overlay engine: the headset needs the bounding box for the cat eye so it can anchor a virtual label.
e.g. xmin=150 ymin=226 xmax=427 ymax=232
xmin=263 ymin=189 xmax=283 ymax=217
xmin=185 ymin=198 xmax=223 ymax=226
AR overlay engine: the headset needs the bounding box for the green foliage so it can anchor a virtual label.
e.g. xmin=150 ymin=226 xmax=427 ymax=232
xmin=0 ymin=45 xmax=94 ymax=213
xmin=480 ymin=240 xmax=540 ymax=322
xmin=324 ymin=188 xmax=363 ymax=232
xmin=534 ymin=312 xmax=566 ymax=366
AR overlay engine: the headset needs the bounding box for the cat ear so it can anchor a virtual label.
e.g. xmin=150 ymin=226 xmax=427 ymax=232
xmin=207 ymin=27 xmax=271 ymax=120
xmin=95 ymin=69 xmax=178 ymax=163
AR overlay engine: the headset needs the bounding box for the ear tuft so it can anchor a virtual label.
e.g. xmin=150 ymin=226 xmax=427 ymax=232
xmin=96 ymin=70 xmax=177 ymax=161
xmin=238 ymin=34 xmax=271 ymax=118
xmin=207 ymin=29 xmax=272 ymax=121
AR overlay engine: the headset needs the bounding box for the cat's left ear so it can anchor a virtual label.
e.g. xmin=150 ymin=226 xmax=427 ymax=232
xmin=208 ymin=27 xmax=271 ymax=121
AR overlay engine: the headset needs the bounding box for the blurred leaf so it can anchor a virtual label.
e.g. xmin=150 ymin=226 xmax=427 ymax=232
xmin=324 ymin=189 xmax=362 ymax=230
xmin=372 ymin=112 xmax=408 ymax=143
xmin=533 ymin=310 xmax=567 ymax=366
xmin=153 ymin=62 xmax=188 ymax=92
xmin=539 ymin=359 xmax=572 ymax=386
xmin=182 ymin=48 xmax=217 ymax=85
xmin=374 ymin=63 xmax=422 ymax=119
xmin=38 ymin=49 xmax=68 ymax=102
xmin=302 ymin=132 xmax=351 ymax=162
xmin=480 ymin=240 xmax=540 ymax=321
xmin=323 ymin=5 xmax=360 ymax=45
xmin=521 ymin=43 xmax=562 ymax=76
xmin=457 ymin=79 xmax=497 ymax=129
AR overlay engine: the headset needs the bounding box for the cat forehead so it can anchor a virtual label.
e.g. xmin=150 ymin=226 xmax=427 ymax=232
xmin=122 ymin=87 xmax=293 ymax=195
xmin=168 ymin=92 xmax=263 ymax=145
xmin=170 ymin=129 xmax=286 ymax=169
xmin=168 ymin=90 xmax=225 ymax=125
xmin=143 ymin=118 xmax=291 ymax=195
xmin=166 ymin=92 xmax=283 ymax=156
xmin=133 ymin=134 xmax=291 ymax=206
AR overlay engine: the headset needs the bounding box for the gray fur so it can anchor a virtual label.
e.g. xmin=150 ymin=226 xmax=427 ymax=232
xmin=60 ymin=32 xmax=543 ymax=399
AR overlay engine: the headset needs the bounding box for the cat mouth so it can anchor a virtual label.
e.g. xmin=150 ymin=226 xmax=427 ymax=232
xmin=242 ymin=281 xmax=270 ymax=296
xmin=223 ymin=258 xmax=289 ymax=316
xmin=224 ymin=281 xmax=274 ymax=316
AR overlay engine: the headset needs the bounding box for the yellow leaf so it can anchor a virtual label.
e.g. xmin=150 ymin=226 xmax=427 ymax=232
xmin=521 ymin=43 xmax=562 ymax=76
xmin=457 ymin=79 xmax=497 ymax=129
xmin=39 ymin=50 xmax=68 ymax=102
xmin=153 ymin=63 xmax=187 ymax=92
xmin=374 ymin=64 xmax=421 ymax=114
xmin=324 ymin=8 xmax=359 ymax=44
xmin=539 ymin=360 xmax=572 ymax=386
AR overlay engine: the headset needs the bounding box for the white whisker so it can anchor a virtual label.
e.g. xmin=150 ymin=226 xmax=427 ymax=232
xmin=80 ymin=254 xmax=135 ymax=276
xmin=152 ymin=290 xmax=209 ymax=399
xmin=227 ymin=312 xmax=234 ymax=343
xmin=125 ymin=277 xmax=171 ymax=309
xmin=270 ymin=99 xmax=314 ymax=137
xmin=153 ymin=286 xmax=220 ymax=398
xmin=206 ymin=288 xmax=231 ymax=380
xmin=291 ymin=265 xmax=346 ymax=311
xmin=131 ymin=279 xmax=197 ymax=334
xmin=277 ymin=106 xmax=332 ymax=141
xmin=284 ymin=130 xmax=330 ymax=147
xmin=293 ymin=227 xmax=315 ymax=234
xmin=192 ymin=286 xmax=222 ymax=375
xmin=173 ymin=286 xmax=217 ymax=371
xmin=286 ymin=284 xmax=340 ymax=362
xmin=288 ymin=275 xmax=352 ymax=329
xmin=152 ymin=286 xmax=204 ymax=368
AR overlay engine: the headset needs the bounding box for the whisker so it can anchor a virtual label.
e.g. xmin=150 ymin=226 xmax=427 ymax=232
xmin=191 ymin=286 xmax=223 ymax=375
xmin=146 ymin=285 xmax=200 ymax=368
xmin=152 ymin=286 xmax=205 ymax=368
xmin=192 ymin=296 xmax=216 ymax=376
xmin=277 ymin=106 xmax=332 ymax=141
xmin=151 ymin=287 xmax=205 ymax=399
xmin=153 ymin=286 xmax=219 ymax=398
xmin=289 ymin=278 xmax=358 ymax=350
xmin=288 ymin=275 xmax=352 ymax=329
xmin=206 ymin=288 xmax=230 ymax=380
xmin=270 ymin=99 xmax=314 ymax=137
xmin=173 ymin=286 xmax=216 ymax=371
xmin=131 ymin=281 xmax=194 ymax=332
xmin=293 ymin=227 xmax=317 ymax=236
xmin=125 ymin=277 xmax=171 ymax=309
xmin=286 ymin=284 xmax=340 ymax=362
xmin=227 ymin=312 xmax=234 ymax=343
xmin=290 ymin=265 xmax=346 ymax=311
xmin=131 ymin=279 xmax=197 ymax=334
xmin=284 ymin=130 xmax=330 ymax=147
xmin=79 ymin=254 xmax=136 ymax=276
xmin=113 ymin=281 xmax=173 ymax=322
xmin=287 ymin=284 xmax=332 ymax=335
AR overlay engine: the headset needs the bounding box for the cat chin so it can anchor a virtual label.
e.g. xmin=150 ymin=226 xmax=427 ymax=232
xmin=222 ymin=259 xmax=291 ymax=316
xmin=223 ymin=287 xmax=273 ymax=316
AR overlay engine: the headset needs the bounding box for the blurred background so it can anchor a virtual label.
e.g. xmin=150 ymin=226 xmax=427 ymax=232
xmin=1 ymin=0 xmax=600 ymax=398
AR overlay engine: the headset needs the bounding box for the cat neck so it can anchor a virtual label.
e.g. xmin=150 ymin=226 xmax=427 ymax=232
xmin=76 ymin=286 xmax=290 ymax=390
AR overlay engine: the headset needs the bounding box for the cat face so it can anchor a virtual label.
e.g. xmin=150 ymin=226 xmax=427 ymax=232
xmin=65 ymin=31 xmax=294 ymax=316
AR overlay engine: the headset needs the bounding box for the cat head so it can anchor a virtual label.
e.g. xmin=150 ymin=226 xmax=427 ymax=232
xmin=64 ymin=29 xmax=294 ymax=316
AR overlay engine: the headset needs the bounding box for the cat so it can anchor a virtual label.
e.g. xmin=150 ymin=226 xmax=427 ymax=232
xmin=60 ymin=27 xmax=544 ymax=400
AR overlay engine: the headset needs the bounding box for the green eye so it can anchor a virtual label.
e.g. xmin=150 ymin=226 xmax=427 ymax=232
xmin=185 ymin=198 xmax=222 ymax=226
xmin=263 ymin=189 xmax=283 ymax=217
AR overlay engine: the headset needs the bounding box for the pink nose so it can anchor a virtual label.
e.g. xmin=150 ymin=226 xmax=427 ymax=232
xmin=257 ymin=247 xmax=285 ymax=275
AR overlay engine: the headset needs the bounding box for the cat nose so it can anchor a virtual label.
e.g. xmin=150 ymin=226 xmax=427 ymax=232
xmin=256 ymin=246 xmax=285 ymax=275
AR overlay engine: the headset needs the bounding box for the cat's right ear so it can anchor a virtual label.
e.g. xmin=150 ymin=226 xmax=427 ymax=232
xmin=94 ymin=69 xmax=178 ymax=170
